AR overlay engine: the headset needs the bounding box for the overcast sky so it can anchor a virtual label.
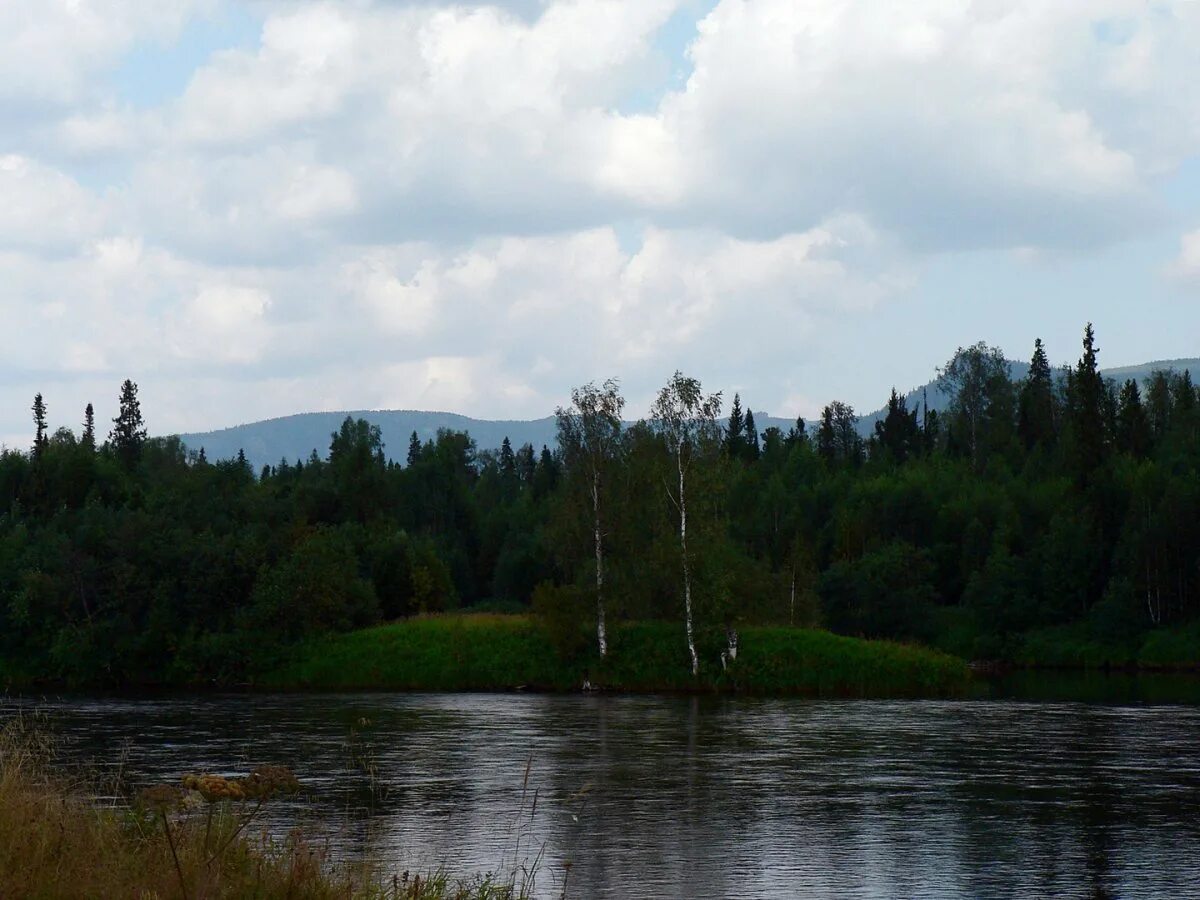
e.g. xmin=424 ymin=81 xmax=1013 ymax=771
xmin=3 ymin=0 xmax=1199 ymax=447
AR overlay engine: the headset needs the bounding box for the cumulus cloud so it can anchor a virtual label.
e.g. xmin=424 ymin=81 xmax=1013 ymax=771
xmin=122 ymin=0 xmax=1200 ymax=260
xmin=643 ymin=0 xmax=1200 ymax=248
xmin=3 ymin=0 xmax=1200 ymax=442
xmin=1168 ymin=230 xmax=1200 ymax=284
xmin=0 ymin=155 xmax=108 ymax=255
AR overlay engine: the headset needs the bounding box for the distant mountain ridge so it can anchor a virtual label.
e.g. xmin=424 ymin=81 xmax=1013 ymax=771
xmin=177 ymin=358 xmax=1199 ymax=470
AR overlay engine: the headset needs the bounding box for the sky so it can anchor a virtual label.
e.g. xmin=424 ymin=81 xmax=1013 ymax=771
xmin=2 ymin=0 xmax=1199 ymax=448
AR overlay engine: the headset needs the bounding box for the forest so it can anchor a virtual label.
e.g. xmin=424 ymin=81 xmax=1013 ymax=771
xmin=1 ymin=323 xmax=1197 ymax=685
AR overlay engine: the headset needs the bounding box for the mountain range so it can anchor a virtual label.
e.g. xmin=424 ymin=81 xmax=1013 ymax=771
xmin=177 ymin=358 xmax=1199 ymax=470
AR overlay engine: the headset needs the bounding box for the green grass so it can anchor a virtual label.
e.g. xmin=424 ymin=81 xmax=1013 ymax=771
xmin=263 ymin=615 xmax=970 ymax=697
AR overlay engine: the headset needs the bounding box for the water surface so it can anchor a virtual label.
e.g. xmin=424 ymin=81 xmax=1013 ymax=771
xmin=5 ymin=685 xmax=1200 ymax=899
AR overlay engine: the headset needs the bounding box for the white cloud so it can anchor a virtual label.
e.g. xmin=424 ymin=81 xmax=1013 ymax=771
xmin=0 ymin=1 xmax=207 ymax=116
xmin=1168 ymin=230 xmax=1200 ymax=284
xmin=3 ymin=0 xmax=1200 ymax=442
xmin=171 ymin=285 xmax=274 ymax=364
xmin=0 ymin=155 xmax=107 ymax=254
xmin=639 ymin=0 xmax=1200 ymax=249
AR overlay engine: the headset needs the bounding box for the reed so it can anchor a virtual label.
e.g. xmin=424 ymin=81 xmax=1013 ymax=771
xmin=0 ymin=716 xmax=528 ymax=900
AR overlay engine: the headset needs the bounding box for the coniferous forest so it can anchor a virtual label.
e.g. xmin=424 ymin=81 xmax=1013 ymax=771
xmin=2 ymin=324 xmax=1198 ymax=685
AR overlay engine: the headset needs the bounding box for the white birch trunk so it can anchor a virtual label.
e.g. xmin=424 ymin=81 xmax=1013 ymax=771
xmin=790 ymin=567 xmax=796 ymax=627
xmin=592 ymin=470 xmax=607 ymax=657
xmin=678 ymin=451 xmax=698 ymax=676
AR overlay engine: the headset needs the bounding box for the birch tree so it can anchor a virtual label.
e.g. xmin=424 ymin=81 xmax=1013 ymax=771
xmin=938 ymin=342 xmax=1007 ymax=470
xmin=652 ymin=372 xmax=722 ymax=676
xmin=556 ymin=379 xmax=624 ymax=658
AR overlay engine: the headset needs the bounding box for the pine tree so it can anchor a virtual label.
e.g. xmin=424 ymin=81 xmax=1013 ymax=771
xmin=109 ymin=379 xmax=147 ymax=469
xmin=197 ymin=446 xmax=208 ymax=465
xmin=31 ymin=393 xmax=48 ymax=460
xmin=744 ymin=409 xmax=760 ymax=461
xmin=407 ymin=430 xmax=422 ymax=467
xmin=725 ymin=393 xmax=746 ymax=459
xmin=82 ymin=403 xmax=96 ymax=450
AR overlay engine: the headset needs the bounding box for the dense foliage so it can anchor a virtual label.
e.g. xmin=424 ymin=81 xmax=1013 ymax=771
xmin=1 ymin=324 xmax=1198 ymax=684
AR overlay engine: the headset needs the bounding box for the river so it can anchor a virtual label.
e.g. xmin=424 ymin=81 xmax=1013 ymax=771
xmin=5 ymin=679 xmax=1200 ymax=898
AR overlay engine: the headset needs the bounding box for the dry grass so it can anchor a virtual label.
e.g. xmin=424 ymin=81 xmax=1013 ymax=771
xmin=0 ymin=716 xmax=527 ymax=900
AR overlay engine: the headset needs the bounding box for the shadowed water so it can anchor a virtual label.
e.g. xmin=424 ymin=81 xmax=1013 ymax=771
xmin=5 ymin=685 xmax=1200 ymax=899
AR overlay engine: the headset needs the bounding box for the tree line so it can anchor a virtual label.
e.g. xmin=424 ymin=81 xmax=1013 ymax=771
xmin=1 ymin=323 xmax=1198 ymax=683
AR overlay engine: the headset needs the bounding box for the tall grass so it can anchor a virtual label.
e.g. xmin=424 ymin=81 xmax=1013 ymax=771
xmin=0 ymin=716 xmax=528 ymax=899
xmin=264 ymin=615 xmax=969 ymax=697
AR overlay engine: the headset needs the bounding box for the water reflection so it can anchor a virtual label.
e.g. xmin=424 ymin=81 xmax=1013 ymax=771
xmin=4 ymin=688 xmax=1200 ymax=899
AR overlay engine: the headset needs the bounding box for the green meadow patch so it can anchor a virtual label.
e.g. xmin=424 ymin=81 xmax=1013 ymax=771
xmin=263 ymin=614 xmax=969 ymax=698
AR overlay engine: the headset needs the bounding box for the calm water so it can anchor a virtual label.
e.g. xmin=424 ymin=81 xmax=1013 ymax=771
xmin=5 ymin=683 xmax=1200 ymax=899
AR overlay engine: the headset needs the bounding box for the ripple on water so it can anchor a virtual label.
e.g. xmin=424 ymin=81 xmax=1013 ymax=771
xmin=3 ymin=689 xmax=1200 ymax=899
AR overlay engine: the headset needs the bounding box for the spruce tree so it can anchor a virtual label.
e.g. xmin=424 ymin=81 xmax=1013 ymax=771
xmin=725 ymin=393 xmax=746 ymax=459
xmin=407 ymin=430 xmax=422 ymax=467
xmin=1116 ymin=379 xmax=1151 ymax=458
xmin=744 ymin=408 xmax=760 ymax=461
xmin=533 ymin=445 xmax=560 ymax=498
xmin=817 ymin=405 xmax=836 ymax=462
xmin=31 ymin=393 xmax=48 ymax=460
xmin=1175 ymin=370 xmax=1197 ymax=416
xmin=1145 ymin=370 xmax=1174 ymax=440
xmin=82 ymin=403 xmax=96 ymax=450
xmin=1065 ymin=323 xmax=1107 ymax=478
xmin=499 ymin=437 xmax=516 ymax=475
xmin=874 ymin=388 xmax=919 ymax=462
xmin=1018 ymin=338 xmax=1056 ymax=450
xmin=786 ymin=416 xmax=807 ymax=447
xmin=515 ymin=442 xmax=537 ymax=486
xmin=109 ymin=379 xmax=147 ymax=469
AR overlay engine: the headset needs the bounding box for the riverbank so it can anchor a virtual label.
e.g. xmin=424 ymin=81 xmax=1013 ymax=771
xmin=0 ymin=721 xmax=519 ymax=900
xmin=262 ymin=615 xmax=970 ymax=697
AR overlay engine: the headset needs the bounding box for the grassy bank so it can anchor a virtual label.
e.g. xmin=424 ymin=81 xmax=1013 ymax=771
xmin=263 ymin=615 xmax=969 ymax=697
xmin=929 ymin=607 xmax=1200 ymax=671
xmin=0 ymin=718 xmax=525 ymax=899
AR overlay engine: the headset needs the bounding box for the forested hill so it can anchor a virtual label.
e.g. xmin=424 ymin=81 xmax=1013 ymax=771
xmin=179 ymin=411 xmax=562 ymax=473
xmin=178 ymin=357 xmax=1199 ymax=470
xmin=180 ymin=408 xmax=801 ymax=470
xmin=3 ymin=327 xmax=1200 ymax=686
